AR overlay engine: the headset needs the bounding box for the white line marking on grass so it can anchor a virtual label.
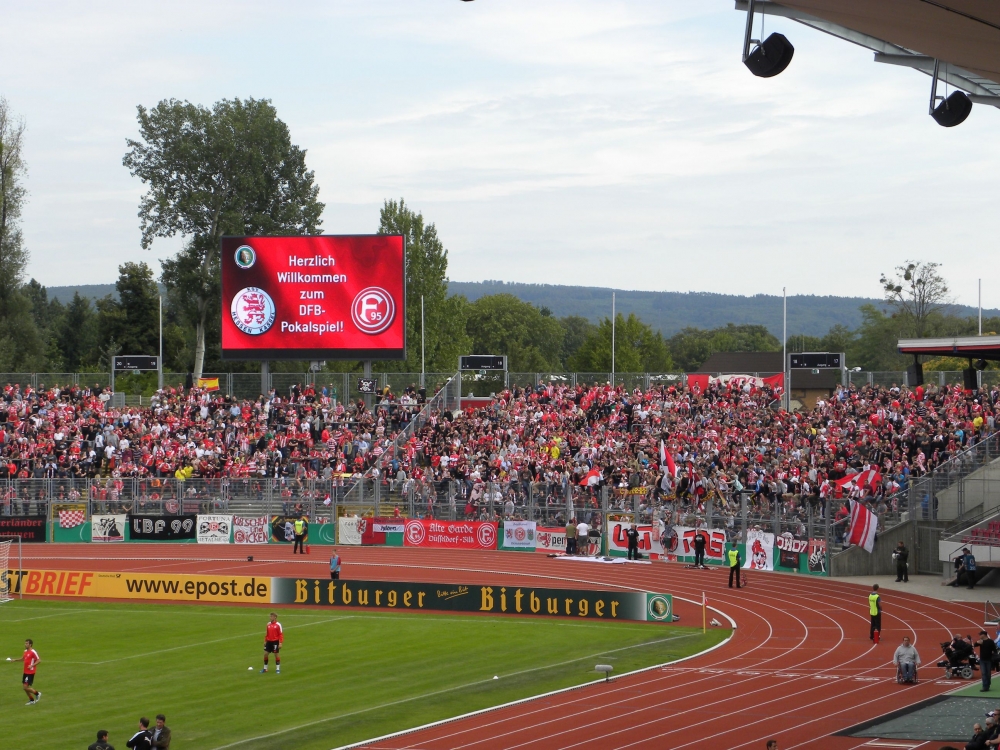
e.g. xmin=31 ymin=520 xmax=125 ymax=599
xmin=55 ymin=616 xmax=352 ymax=665
xmin=208 ymin=634 xmax=706 ymax=750
xmin=0 ymin=609 xmax=105 ymax=622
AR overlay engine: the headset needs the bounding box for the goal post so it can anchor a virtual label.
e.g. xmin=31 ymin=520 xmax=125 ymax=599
xmin=0 ymin=535 xmax=23 ymax=602
xmin=986 ymin=600 xmax=1000 ymax=628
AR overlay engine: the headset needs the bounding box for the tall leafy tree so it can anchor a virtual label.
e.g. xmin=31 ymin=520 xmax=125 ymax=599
xmin=377 ymin=199 xmax=469 ymax=373
xmin=465 ymin=294 xmax=564 ymax=371
xmin=668 ymin=323 xmax=779 ymax=372
xmin=570 ymin=313 xmax=672 ymax=372
xmin=0 ymin=97 xmax=45 ymax=370
xmin=96 ymin=262 xmax=161 ymax=360
xmin=123 ymin=97 xmax=324 ymax=376
xmin=58 ymin=292 xmax=98 ymax=371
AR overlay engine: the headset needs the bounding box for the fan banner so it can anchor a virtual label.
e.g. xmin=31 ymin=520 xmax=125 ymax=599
xmin=197 ymin=515 xmax=233 ymax=544
xmin=535 ymin=527 xmax=567 ymax=554
xmin=743 ymin=529 xmax=775 ymax=571
xmin=501 ymin=520 xmax=536 ymax=550
xmin=91 ymin=515 xmax=126 ymax=543
xmin=685 ymin=373 xmax=784 ymax=395
xmin=337 ymin=517 xmax=363 ymax=546
xmin=233 ymin=516 xmax=269 ymax=544
xmin=668 ymin=526 xmax=727 ymax=562
xmin=608 ymin=522 xmax=664 ymax=557
xmin=0 ymin=517 xmax=48 ymax=543
xmin=128 ymin=515 xmax=196 ymax=541
xmin=57 ymin=507 xmax=87 ymax=528
xmin=403 ymin=519 xmax=498 ymax=550
xmin=270 ymin=516 xmax=309 ymax=544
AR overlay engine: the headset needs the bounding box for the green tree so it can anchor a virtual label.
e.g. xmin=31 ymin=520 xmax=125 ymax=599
xmin=569 ymin=313 xmax=672 ymax=372
xmin=58 ymin=292 xmax=98 ymax=371
xmin=124 ymin=97 xmax=324 ymax=376
xmin=377 ymin=199 xmax=469 ymax=373
xmin=465 ymin=294 xmax=564 ymax=371
xmin=96 ymin=262 xmax=160 ymax=359
xmin=0 ymin=98 xmax=45 ymax=370
xmin=667 ymin=323 xmax=779 ymax=372
xmin=559 ymin=315 xmax=595 ymax=368
xmin=880 ymin=261 xmax=951 ymax=339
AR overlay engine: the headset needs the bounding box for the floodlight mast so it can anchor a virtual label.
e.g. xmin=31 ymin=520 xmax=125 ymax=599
xmin=742 ymin=0 xmax=758 ymax=62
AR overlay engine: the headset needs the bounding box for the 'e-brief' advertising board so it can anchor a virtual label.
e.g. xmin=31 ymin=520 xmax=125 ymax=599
xmin=221 ymin=235 xmax=405 ymax=360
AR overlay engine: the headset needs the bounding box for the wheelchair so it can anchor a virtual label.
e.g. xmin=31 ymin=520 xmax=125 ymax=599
xmin=937 ymin=646 xmax=978 ymax=679
xmin=895 ymin=662 xmax=918 ymax=684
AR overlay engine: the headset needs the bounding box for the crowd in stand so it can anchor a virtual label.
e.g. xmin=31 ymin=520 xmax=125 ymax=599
xmin=0 ymin=377 xmax=996 ymax=529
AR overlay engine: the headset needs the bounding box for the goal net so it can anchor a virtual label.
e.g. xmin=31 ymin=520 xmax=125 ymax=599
xmin=0 ymin=536 xmax=22 ymax=603
xmin=986 ymin=600 xmax=1000 ymax=628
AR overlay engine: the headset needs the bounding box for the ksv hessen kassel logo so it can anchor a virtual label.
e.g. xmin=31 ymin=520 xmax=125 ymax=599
xmin=351 ymin=287 xmax=395 ymax=335
xmin=231 ymin=287 xmax=276 ymax=335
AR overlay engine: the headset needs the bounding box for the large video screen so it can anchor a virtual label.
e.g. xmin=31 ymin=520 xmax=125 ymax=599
xmin=221 ymin=235 xmax=405 ymax=360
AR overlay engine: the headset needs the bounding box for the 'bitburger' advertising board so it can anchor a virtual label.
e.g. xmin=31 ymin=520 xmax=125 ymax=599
xmin=221 ymin=235 xmax=405 ymax=360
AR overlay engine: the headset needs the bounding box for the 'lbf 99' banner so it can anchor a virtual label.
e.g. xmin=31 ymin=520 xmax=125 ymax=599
xmin=128 ymin=515 xmax=197 ymax=541
xmin=220 ymin=235 xmax=406 ymax=360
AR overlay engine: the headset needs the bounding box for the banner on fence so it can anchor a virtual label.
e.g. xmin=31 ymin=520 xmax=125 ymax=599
xmin=92 ymin=515 xmax=126 ymax=543
xmin=808 ymin=539 xmax=826 ymax=573
xmin=197 ymin=515 xmax=232 ymax=544
xmin=233 ymin=516 xmax=269 ymax=544
xmin=128 ymin=515 xmax=197 ymax=541
xmin=535 ymin=527 xmax=567 ymax=554
xmin=270 ymin=516 xmax=309 ymax=544
xmin=56 ymin=504 xmax=87 ymax=528
xmin=403 ymin=519 xmax=497 ymax=550
xmin=501 ymin=520 xmax=536 ymax=550
xmin=338 ymin=517 xmax=362 ymax=546
xmin=608 ymin=522 xmax=664 ymax=558
xmin=0 ymin=516 xmax=47 ymax=543
xmin=5 ymin=568 xmax=270 ymax=603
xmin=271 ymin=578 xmax=673 ymax=622
xmin=668 ymin=527 xmax=727 ymax=563
xmin=744 ymin=529 xmax=775 ymax=571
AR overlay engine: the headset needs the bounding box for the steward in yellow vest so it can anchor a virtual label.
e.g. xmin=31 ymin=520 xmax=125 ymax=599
xmin=728 ymin=546 xmax=742 ymax=589
xmin=869 ymin=584 xmax=882 ymax=643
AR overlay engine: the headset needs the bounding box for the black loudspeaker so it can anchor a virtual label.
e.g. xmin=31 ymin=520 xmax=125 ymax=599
xmin=744 ymin=33 xmax=794 ymax=78
xmin=932 ymin=91 xmax=972 ymax=127
xmin=907 ymin=363 xmax=924 ymax=386
xmin=964 ymin=368 xmax=979 ymax=390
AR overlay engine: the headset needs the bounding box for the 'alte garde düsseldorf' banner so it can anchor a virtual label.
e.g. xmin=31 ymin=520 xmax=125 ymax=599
xmin=271 ymin=578 xmax=674 ymax=623
xmin=403 ymin=519 xmax=498 ymax=550
xmin=5 ymin=569 xmax=674 ymax=623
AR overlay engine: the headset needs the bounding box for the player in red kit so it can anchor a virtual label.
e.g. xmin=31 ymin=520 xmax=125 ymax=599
xmin=261 ymin=612 xmax=283 ymax=674
xmin=10 ymin=638 xmax=42 ymax=704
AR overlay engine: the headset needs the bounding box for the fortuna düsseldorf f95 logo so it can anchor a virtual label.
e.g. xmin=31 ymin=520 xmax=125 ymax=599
xmin=231 ymin=287 xmax=276 ymax=335
xmin=351 ymin=287 xmax=395 ymax=335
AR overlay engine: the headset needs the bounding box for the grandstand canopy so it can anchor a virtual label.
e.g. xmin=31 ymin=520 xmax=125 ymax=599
xmin=735 ymin=0 xmax=1000 ymax=105
xmin=898 ymin=335 xmax=1000 ymax=361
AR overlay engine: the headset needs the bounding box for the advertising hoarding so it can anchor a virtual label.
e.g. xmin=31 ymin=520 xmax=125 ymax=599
xmin=221 ymin=235 xmax=405 ymax=360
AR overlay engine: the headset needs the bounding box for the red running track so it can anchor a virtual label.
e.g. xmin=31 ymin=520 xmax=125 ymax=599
xmin=21 ymin=544 xmax=980 ymax=749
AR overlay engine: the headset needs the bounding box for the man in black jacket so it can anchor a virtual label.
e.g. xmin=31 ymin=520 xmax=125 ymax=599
xmin=88 ymin=730 xmax=114 ymax=750
xmin=626 ymin=524 xmax=640 ymax=560
xmin=693 ymin=531 xmax=707 ymax=568
xmin=978 ymin=631 xmax=997 ymax=692
xmin=126 ymin=717 xmax=152 ymax=750
xmin=893 ymin=541 xmax=909 ymax=582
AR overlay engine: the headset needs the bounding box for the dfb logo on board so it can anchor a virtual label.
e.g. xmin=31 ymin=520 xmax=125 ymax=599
xmin=231 ymin=287 xmax=276 ymax=335
xmin=351 ymin=287 xmax=395 ymax=335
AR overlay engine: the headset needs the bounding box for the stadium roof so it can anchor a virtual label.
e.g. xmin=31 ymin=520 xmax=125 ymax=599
xmin=898 ymin=335 xmax=1000 ymax=360
xmin=734 ymin=0 xmax=1000 ymax=106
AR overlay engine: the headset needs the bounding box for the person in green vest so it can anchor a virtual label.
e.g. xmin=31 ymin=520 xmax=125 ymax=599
xmin=728 ymin=543 xmax=742 ymax=589
xmin=869 ymin=584 xmax=882 ymax=643
xmin=293 ymin=516 xmax=308 ymax=554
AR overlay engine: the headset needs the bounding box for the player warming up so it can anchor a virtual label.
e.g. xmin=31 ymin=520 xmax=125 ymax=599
xmin=261 ymin=612 xmax=283 ymax=674
xmin=8 ymin=638 xmax=42 ymax=704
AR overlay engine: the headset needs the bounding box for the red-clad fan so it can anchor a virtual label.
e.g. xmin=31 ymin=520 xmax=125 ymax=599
xmin=261 ymin=612 xmax=284 ymax=674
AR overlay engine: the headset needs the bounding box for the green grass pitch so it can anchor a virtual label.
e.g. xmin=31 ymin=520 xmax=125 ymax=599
xmin=0 ymin=599 xmax=728 ymax=749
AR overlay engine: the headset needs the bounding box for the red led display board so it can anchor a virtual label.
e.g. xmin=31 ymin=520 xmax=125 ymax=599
xmin=221 ymin=235 xmax=405 ymax=360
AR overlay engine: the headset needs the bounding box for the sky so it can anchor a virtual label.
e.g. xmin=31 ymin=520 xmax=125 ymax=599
xmin=1 ymin=0 xmax=998 ymax=308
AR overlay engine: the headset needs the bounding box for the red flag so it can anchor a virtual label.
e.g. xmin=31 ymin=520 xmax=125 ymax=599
xmin=580 ymin=467 xmax=601 ymax=487
xmin=660 ymin=440 xmax=678 ymax=477
xmin=762 ymin=373 xmax=784 ymax=394
xmin=687 ymin=374 xmax=709 ymax=396
xmin=847 ymin=499 xmax=877 ymax=553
